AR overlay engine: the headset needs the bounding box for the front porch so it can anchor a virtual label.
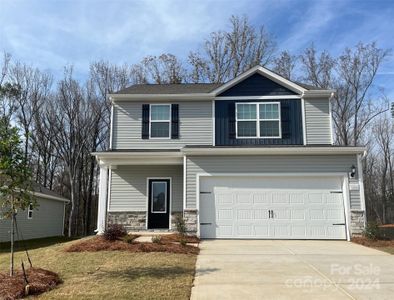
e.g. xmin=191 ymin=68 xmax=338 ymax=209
xmin=93 ymin=149 xmax=196 ymax=234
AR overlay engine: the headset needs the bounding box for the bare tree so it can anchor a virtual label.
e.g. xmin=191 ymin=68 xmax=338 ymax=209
xmin=188 ymin=15 xmax=276 ymax=83
xmin=300 ymin=42 xmax=391 ymax=146
xmin=8 ymin=62 xmax=53 ymax=161
xmin=272 ymin=50 xmax=297 ymax=80
xmin=372 ymin=115 xmax=394 ymax=223
xmin=38 ymin=67 xmax=97 ymax=236
xmin=141 ymin=54 xmax=186 ymax=84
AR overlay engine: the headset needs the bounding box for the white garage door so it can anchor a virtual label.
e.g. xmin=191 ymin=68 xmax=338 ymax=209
xmin=199 ymin=176 xmax=347 ymax=240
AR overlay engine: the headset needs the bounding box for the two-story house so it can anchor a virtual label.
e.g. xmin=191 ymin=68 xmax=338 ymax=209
xmin=93 ymin=65 xmax=366 ymax=240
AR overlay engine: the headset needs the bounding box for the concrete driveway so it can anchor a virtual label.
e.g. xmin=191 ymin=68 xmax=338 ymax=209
xmin=191 ymin=240 xmax=394 ymax=300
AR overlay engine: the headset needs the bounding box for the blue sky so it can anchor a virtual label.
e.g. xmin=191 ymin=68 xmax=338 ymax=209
xmin=1 ymin=0 xmax=393 ymax=97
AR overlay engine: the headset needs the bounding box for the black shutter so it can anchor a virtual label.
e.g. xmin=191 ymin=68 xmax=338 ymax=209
xmin=171 ymin=104 xmax=179 ymax=139
xmin=281 ymin=102 xmax=290 ymax=139
xmin=228 ymin=102 xmax=236 ymax=139
xmin=141 ymin=104 xmax=150 ymax=139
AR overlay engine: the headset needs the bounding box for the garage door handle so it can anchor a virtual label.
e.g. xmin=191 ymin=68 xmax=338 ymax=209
xmin=332 ymin=223 xmax=345 ymax=225
xmin=200 ymin=223 xmax=212 ymax=225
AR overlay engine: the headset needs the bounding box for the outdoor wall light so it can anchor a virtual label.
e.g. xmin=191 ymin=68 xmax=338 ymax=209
xmin=350 ymin=165 xmax=356 ymax=178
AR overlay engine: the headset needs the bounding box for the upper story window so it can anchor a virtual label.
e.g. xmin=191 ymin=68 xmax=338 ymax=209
xmin=150 ymin=104 xmax=171 ymax=138
xmin=27 ymin=203 xmax=33 ymax=219
xmin=236 ymin=102 xmax=281 ymax=138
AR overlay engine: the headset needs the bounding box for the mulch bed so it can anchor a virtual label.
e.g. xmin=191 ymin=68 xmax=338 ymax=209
xmin=160 ymin=233 xmax=200 ymax=244
xmin=0 ymin=268 xmax=62 ymax=300
xmin=64 ymin=236 xmax=199 ymax=255
xmin=352 ymin=236 xmax=394 ymax=248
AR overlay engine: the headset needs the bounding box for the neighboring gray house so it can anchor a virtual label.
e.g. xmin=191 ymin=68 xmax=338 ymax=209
xmin=93 ymin=66 xmax=366 ymax=240
xmin=0 ymin=183 xmax=69 ymax=242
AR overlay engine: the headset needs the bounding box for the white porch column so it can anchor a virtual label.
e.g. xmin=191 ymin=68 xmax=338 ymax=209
xmin=96 ymin=162 xmax=108 ymax=235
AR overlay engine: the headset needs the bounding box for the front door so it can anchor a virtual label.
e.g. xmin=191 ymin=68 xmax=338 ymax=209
xmin=148 ymin=179 xmax=170 ymax=229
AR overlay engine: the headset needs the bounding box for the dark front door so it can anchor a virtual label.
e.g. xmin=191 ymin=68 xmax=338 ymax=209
xmin=148 ymin=179 xmax=170 ymax=229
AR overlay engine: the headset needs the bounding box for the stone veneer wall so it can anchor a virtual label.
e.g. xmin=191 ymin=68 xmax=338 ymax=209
xmin=107 ymin=211 xmax=184 ymax=232
xmin=184 ymin=209 xmax=198 ymax=234
xmin=107 ymin=212 xmax=146 ymax=231
xmin=350 ymin=210 xmax=365 ymax=236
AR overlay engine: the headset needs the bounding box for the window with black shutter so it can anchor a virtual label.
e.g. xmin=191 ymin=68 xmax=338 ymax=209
xmin=141 ymin=104 xmax=150 ymax=139
xmin=142 ymin=104 xmax=179 ymax=139
xmin=171 ymin=104 xmax=179 ymax=139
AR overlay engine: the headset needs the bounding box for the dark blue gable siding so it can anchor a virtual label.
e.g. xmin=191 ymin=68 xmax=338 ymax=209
xmin=218 ymin=73 xmax=297 ymax=96
xmin=215 ymin=99 xmax=303 ymax=146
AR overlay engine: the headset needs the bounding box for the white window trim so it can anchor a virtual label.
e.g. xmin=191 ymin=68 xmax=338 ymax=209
xmin=235 ymin=102 xmax=282 ymax=139
xmin=149 ymin=104 xmax=171 ymax=139
xmin=27 ymin=203 xmax=33 ymax=220
xmin=150 ymin=181 xmax=168 ymax=214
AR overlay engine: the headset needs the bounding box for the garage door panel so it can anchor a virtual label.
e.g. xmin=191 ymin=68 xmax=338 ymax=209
xmin=272 ymin=209 xmax=290 ymax=220
xmin=272 ymin=193 xmax=289 ymax=204
xmin=235 ymin=193 xmax=253 ymax=204
xmin=291 ymin=209 xmax=305 ymax=220
xmin=237 ymin=209 xmax=253 ymax=220
xmin=326 ymin=209 xmax=344 ymax=220
xmin=253 ymin=193 xmax=271 ymax=204
xmin=254 ymin=209 xmax=269 ymax=220
xmin=308 ymin=193 xmax=326 ymax=204
xmin=254 ymin=225 xmax=270 ymax=236
xmin=216 ymin=193 xmax=233 ymax=205
xmin=290 ymin=193 xmax=305 ymax=204
xmin=217 ymin=209 xmax=233 ymax=220
xmin=200 ymin=176 xmax=347 ymax=240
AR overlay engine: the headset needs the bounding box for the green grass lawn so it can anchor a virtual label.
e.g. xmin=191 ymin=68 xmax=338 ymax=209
xmin=0 ymin=237 xmax=197 ymax=299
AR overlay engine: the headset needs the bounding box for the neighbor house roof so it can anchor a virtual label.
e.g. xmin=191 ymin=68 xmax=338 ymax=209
xmin=32 ymin=182 xmax=70 ymax=203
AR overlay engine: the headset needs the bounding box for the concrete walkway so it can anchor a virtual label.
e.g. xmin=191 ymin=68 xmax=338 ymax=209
xmin=191 ymin=240 xmax=394 ymax=300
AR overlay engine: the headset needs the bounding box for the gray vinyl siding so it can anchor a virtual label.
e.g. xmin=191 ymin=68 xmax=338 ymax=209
xmin=304 ymin=98 xmax=332 ymax=145
xmin=0 ymin=197 xmax=65 ymax=242
xmin=186 ymin=155 xmax=359 ymax=209
xmin=109 ymin=165 xmax=183 ymax=212
xmin=112 ymin=101 xmax=212 ymax=149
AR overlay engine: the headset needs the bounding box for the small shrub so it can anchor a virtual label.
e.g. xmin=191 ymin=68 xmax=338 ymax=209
xmin=363 ymin=222 xmax=381 ymax=240
xmin=180 ymin=237 xmax=187 ymax=247
xmin=104 ymin=224 xmax=127 ymax=241
xmin=174 ymin=214 xmax=187 ymax=235
xmin=151 ymin=235 xmax=162 ymax=244
xmin=122 ymin=234 xmax=138 ymax=244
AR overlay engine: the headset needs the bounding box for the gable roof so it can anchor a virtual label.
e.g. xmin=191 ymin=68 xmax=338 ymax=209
xmin=110 ymin=65 xmax=333 ymax=100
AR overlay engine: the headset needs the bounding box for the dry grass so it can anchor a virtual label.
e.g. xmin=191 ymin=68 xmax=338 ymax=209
xmin=352 ymin=236 xmax=394 ymax=254
xmin=0 ymin=237 xmax=197 ymax=299
xmin=64 ymin=236 xmax=199 ymax=255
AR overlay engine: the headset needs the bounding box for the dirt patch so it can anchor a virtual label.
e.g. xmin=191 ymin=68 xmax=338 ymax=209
xmin=0 ymin=268 xmax=61 ymax=300
xmin=160 ymin=233 xmax=200 ymax=244
xmin=352 ymin=236 xmax=394 ymax=247
xmin=64 ymin=237 xmax=199 ymax=255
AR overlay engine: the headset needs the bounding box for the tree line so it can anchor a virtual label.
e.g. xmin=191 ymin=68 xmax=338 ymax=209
xmin=0 ymin=15 xmax=393 ymax=236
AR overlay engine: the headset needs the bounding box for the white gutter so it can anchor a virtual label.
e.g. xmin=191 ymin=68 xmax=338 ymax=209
xmin=32 ymin=191 xmax=70 ymax=203
xmin=92 ymin=151 xmax=183 ymax=159
xmin=302 ymin=90 xmax=336 ymax=98
xmin=181 ymin=147 xmax=366 ymax=156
